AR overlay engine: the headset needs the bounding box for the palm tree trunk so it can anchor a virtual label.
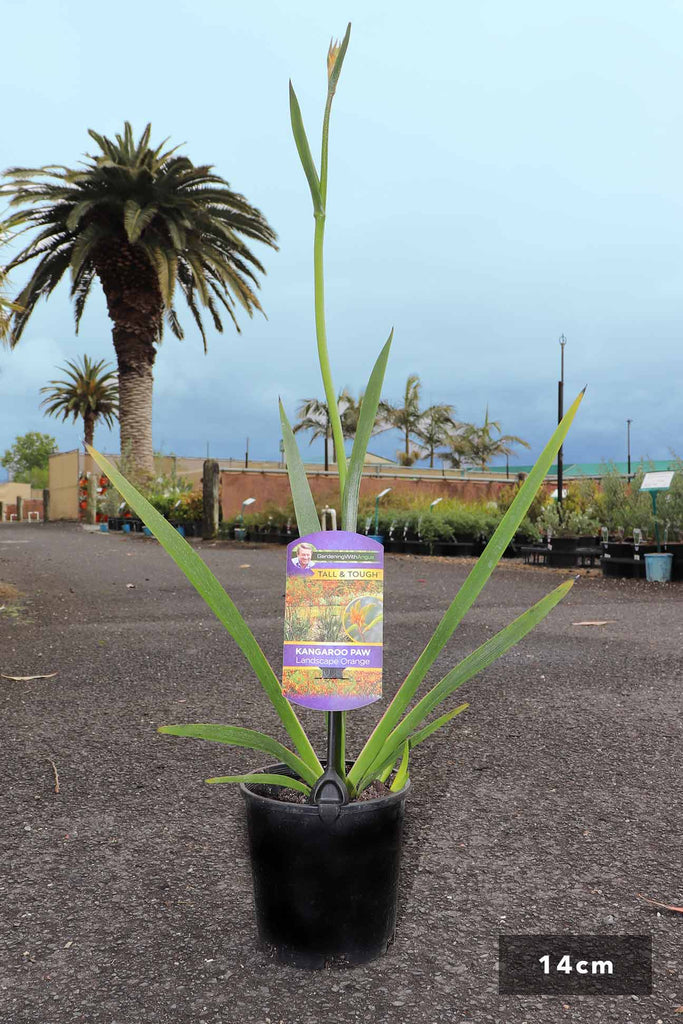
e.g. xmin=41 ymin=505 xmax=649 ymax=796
xmin=83 ymin=411 xmax=95 ymax=450
xmin=113 ymin=335 xmax=156 ymax=473
xmin=95 ymin=239 xmax=162 ymax=474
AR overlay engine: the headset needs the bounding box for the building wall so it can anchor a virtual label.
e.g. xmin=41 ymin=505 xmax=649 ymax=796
xmin=219 ymin=469 xmax=529 ymax=519
xmin=0 ymin=482 xmax=33 ymax=503
xmin=46 ymin=451 xmax=206 ymax=521
xmin=1 ymin=500 xmax=44 ymax=521
xmin=48 ymin=450 xmax=81 ymax=520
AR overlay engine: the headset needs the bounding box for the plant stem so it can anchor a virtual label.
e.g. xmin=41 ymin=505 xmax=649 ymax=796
xmin=314 ymin=214 xmax=346 ymax=494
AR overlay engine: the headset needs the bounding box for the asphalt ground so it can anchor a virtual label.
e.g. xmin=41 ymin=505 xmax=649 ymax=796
xmin=1 ymin=522 xmax=681 ymax=1024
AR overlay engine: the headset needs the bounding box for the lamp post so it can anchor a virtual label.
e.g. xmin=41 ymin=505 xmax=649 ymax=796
xmin=429 ymin=497 xmax=443 ymax=510
xmin=627 ymin=419 xmax=632 ymax=481
xmin=239 ymin=496 xmax=256 ymax=525
xmin=373 ymin=487 xmax=392 ymax=535
xmin=557 ymin=334 xmax=567 ymax=508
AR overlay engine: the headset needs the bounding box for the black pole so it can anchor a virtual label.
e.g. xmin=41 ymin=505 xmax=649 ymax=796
xmin=557 ymin=334 xmax=566 ymax=507
xmin=245 ymin=436 xmax=249 ymax=470
xmin=557 ymin=379 xmax=564 ymax=506
xmin=627 ymin=419 xmax=632 ymax=481
xmin=310 ymin=705 xmax=348 ymax=818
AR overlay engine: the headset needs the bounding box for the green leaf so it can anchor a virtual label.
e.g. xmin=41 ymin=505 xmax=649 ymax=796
xmin=87 ymin=445 xmax=322 ymax=777
xmin=327 ymin=23 xmax=352 ymax=97
xmin=158 ymin=724 xmax=319 ymax=786
xmin=206 ymin=772 xmax=311 ymax=794
xmin=289 ymin=82 xmax=323 ymax=215
xmin=378 ymin=758 xmax=397 ymax=784
xmin=347 ymin=389 xmax=584 ymax=787
xmin=353 ymin=580 xmax=573 ymax=786
xmin=341 ymin=330 xmax=393 ymax=531
xmin=390 ymin=742 xmax=410 ymax=792
xmin=279 ymin=400 xmax=321 ymax=535
xmin=407 ymin=702 xmax=470 ymax=749
xmin=358 ymin=703 xmax=469 ymax=792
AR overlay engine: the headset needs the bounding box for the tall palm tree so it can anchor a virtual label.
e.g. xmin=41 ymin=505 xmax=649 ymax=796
xmin=0 ymin=123 xmax=277 ymax=472
xmin=379 ymin=374 xmax=455 ymax=467
xmin=0 ymin=228 xmax=21 ymax=344
xmin=40 ymin=354 xmax=119 ymax=449
xmin=378 ymin=374 xmax=423 ymax=466
xmin=293 ymin=389 xmax=360 ymax=470
xmin=414 ymin=404 xmax=459 ymax=468
xmin=460 ymin=406 xmax=530 ymax=470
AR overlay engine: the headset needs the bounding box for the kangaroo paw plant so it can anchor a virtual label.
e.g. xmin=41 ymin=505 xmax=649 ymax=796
xmin=88 ymin=24 xmax=584 ymax=966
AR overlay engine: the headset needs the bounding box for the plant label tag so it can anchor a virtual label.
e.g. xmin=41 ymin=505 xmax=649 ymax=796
xmin=283 ymin=531 xmax=383 ymax=710
xmin=640 ymin=471 xmax=674 ymax=493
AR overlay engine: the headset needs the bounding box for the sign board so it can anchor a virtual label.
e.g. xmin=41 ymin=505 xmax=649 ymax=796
xmin=283 ymin=531 xmax=383 ymax=711
xmin=640 ymin=472 xmax=674 ymax=493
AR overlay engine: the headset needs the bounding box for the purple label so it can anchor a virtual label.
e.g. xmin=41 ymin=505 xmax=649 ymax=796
xmin=283 ymin=531 xmax=384 ymax=711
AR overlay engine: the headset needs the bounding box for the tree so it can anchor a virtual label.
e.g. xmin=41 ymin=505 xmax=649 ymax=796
xmin=414 ymin=404 xmax=459 ymax=468
xmin=1 ymin=432 xmax=57 ymax=487
xmin=379 ymin=374 xmax=455 ymax=467
xmin=458 ymin=407 xmax=530 ymax=470
xmin=0 ymin=123 xmax=278 ymax=472
xmin=0 ymin=228 xmax=22 ymax=344
xmin=293 ymin=389 xmax=361 ymax=471
xmin=40 ymin=354 xmax=119 ymax=449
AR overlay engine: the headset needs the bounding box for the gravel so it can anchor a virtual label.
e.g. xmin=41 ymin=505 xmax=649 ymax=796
xmin=1 ymin=522 xmax=681 ymax=1023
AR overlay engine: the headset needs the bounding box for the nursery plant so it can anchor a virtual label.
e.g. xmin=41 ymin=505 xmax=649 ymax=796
xmin=89 ymin=23 xmax=584 ymax=802
xmin=86 ymin=25 xmax=587 ymax=967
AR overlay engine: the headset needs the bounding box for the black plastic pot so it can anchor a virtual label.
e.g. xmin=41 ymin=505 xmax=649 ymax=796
xmin=241 ymin=765 xmax=410 ymax=969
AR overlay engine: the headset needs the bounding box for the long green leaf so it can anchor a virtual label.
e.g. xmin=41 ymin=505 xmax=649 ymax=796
xmin=158 ymin=724 xmax=319 ymax=786
xmin=206 ymin=772 xmax=311 ymax=794
xmin=342 ymin=331 xmax=393 ymax=531
xmin=358 ymin=702 xmax=470 ymax=791
xmin=87 ymin=446 xmax=322 ymax=777
xmin=328 ymin=23 xmax=351 ymax=95
xmin=390 ymin=742 xmax=410 ymax=792
xmin=407 ymin=702 xmax=470 ymax=749
xmin=289 ymin=82 xmax=323 ymax=215
xmin=320 ymin=22 xmax=352 ymax=206
xmin=347 ymin=389 xmax=584 ymax=786
xmin=351 ymin=579 xmax=573 ymax=787
xmin=279 ymin=400 xmax=321 ymax=535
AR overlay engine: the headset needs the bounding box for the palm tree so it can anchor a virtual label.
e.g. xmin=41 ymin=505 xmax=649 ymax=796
xmin=379 ymin=374 xmax=455 ymax=467
xmin=293 ymin=389 xmax=360 ymax=470
xmin=378 ymin=374 xmax=423 ymax=466
xmin=0 ymin=228 xmax=22 ymax=344
xmin=0 ymin=123 xmax=277 ymax=472
xmin=414 ymin=404 xmax=459 ymax=468
xmin=439 ymin=425 xmax=476 ymax=469
xmin=459 ymin=407 xmax=530 ymax=470
xmin=40 ymin=354 xmax=119 ymax=449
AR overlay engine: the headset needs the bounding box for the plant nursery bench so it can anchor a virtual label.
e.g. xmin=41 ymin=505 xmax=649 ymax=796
xmin=575 ymin=545 xmax=602 ymax=568
xmin=521 ymin=545 xmax=550 ymax=566
xmin=600 ymin=555 xmax=647 ymax=579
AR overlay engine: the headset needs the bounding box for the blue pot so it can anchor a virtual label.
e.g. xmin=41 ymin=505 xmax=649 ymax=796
xmin=644 ymin=552 xmax=673 ymax=582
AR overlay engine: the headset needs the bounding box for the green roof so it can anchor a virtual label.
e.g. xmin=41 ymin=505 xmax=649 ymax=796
xmin=486 ymin=458 xmax=679 ymax=478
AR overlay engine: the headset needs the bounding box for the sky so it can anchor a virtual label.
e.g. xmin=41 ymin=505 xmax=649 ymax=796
xmin=1 ymin=0 xmax=682 ymax=480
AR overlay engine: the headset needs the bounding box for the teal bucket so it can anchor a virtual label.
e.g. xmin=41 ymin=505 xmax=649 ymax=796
xmin=644 ymin=552 xmax=673 ymax=582
xmin=99 ymin=523 xmax=108 ymax=532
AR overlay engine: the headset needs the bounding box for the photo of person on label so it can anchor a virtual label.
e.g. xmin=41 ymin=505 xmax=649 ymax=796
xmin=291 ymin=542 xmax=316 ymax=574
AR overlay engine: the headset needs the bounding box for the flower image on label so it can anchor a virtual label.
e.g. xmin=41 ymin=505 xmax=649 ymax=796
xmin=283 ymin=531 xmax=384 ymax=710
